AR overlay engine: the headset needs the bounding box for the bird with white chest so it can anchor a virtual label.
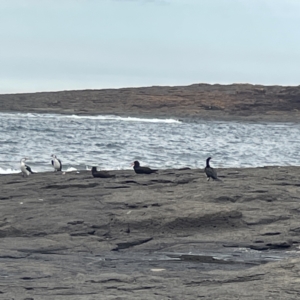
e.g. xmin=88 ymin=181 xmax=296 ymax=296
xmin=51 ymin=154 xmax=62 ymax=171
xmin=20 ymin=157 xmax=34 ymax=177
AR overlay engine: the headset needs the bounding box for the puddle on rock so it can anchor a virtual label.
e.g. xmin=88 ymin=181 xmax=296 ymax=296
xmin=84 ymin=247 xmax=300 ymax=272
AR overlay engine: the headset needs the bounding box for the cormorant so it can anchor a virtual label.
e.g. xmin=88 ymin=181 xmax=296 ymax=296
xmin=20 ymin=158 xmax=34 ymax=177
xmin=51 ymin=154 xmax=62 ymax=171
xmin=204 ymin=157 xmax=221 ymax=181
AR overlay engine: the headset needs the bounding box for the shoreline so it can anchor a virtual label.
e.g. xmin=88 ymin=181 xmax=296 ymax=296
xmin=2 ymin=109 xmax=300 ymax=124
xmin=2 ymin=165 xmax=300 ymax=176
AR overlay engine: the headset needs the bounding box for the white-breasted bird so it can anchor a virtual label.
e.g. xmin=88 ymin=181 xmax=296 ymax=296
xmin=51 ymin=154 xmax=62 ymax=171
xmin=20 ymin=157 xmax=34 ymax=177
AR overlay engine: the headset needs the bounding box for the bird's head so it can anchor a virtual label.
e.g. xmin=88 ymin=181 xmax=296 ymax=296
xmin=132 ymin=160 xmax=140 ymax=167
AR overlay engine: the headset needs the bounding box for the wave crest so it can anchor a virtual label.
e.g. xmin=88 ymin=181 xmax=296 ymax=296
xmin=0 ymin=167 xmax=20 ymax=174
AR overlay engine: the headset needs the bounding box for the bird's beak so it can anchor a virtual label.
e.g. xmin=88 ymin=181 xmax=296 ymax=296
xmin=130 ymin=162 xmax=134 ymax=166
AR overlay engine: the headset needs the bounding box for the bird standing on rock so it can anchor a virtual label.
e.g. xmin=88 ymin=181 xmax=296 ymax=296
xmin=91 ymin=166 xmax=115 ymax=178
xmin=51 ymin=154 xmax=62 ymax=171
xmin=204 ymin=157 xmax=221 ymax=181
xmin=20 ymin=158 xmax=34 ymax=177
xmin=132 ymin=161 xmax=158 ymax=174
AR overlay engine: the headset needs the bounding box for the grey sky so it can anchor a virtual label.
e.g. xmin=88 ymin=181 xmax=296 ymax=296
xmin=1 ymin=0 xmax=300 ymax=93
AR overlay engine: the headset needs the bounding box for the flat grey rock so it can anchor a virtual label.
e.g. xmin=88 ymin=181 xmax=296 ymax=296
xmin=1 ymin=166 xmax=300 ymax=299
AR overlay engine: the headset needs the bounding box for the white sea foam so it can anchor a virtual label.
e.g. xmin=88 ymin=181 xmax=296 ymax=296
xmin=0 ymin=167 xmax=20 ymax=174
xmin=5 ymin=112 xmax=181 ymax=124
xmin=64 ymin=114 xmax=181 ymax=123
xmin=65 ymin=167 xmax=78 ymax=172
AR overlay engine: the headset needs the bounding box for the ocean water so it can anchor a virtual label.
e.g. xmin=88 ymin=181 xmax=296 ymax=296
xmin=0 ymin=112 xmax=300 ymax=174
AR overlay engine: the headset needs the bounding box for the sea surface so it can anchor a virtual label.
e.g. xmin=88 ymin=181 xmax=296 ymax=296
xmin=0 ymin=112 xmax=299 ymax=174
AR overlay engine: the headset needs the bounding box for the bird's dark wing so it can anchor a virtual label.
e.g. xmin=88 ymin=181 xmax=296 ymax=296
xmin=57 ymin=159 xmax=62 ymax=170
xmin=51 ymin=160 xmax=54 ymax=166
xmin=93 ymin=171 xmax=115 ymax=178
xmin=25 ymin=164 xmax=34 ymax=174
xmin=205 ymin=167 xmax=218 ymax=179
xmin=134 ymin=166 xmax=158 ymax=174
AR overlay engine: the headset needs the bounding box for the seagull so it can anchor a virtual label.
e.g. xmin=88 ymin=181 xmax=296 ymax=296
xmin=51 ymin=154 xmax=62 ymax=171
xmin=204 ymin=157 xmax=221 ymax=181
xmin=20 ymin=158 xmax=34 ymax=177
xmin=132 ymin=160 xmax=158 ymax=174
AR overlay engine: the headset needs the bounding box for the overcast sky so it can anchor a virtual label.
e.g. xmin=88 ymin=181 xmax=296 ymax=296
xmin=1 ymin=0 xmax=300 ymax=93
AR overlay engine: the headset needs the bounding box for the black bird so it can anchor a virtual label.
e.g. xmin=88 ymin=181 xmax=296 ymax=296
xmin=204 ymin=157 xmax=221 ymax=181
xmin=91 ymin=166 xmax=116 ymax=178
xmin=132 ymin=161 xmax=158 ymax=174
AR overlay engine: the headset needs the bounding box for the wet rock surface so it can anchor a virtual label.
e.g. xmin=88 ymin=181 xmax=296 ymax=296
xmin=1 ymin=166 xmax=300 ymax=299
xmin=1 ymin=83 xmax=300 ymax=122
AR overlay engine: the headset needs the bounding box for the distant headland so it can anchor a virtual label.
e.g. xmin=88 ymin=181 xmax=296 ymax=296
xmin=1 ymin=83 xmax=299 ymax=122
